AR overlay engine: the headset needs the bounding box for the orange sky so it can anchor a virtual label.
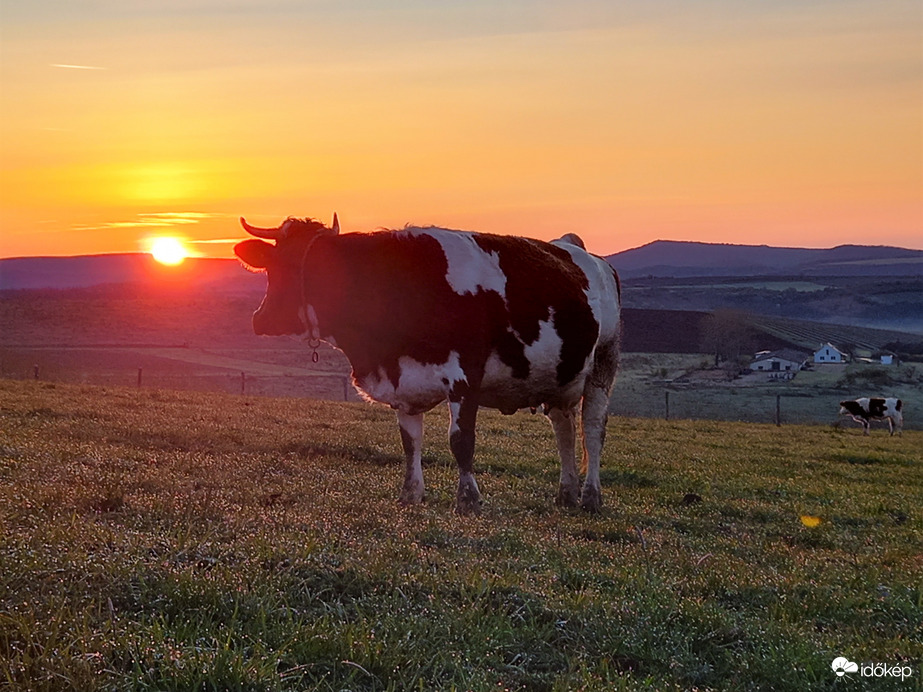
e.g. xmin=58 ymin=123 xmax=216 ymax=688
xmin=1 ymin=1 xmax=921 ymax=259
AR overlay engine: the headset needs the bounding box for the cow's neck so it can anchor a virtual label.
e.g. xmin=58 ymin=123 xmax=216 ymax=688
xmin=301 ymin=236 xmax=354 ymax=356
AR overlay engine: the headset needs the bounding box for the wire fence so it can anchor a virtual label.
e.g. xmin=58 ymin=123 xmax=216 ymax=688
xmin=4 ymin=354 xmax=916 ymax=430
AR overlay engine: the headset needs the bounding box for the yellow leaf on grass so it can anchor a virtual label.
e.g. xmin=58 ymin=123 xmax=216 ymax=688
xmin=800 ymin=515 xmax=822 ymax=528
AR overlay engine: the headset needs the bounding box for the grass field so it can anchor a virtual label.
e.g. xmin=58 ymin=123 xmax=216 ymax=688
xmin=1 ymin=379 xmax=921 ymax=691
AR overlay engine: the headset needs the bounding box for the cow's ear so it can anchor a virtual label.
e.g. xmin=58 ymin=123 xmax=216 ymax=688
xmin=234 ymin=239 xmax=274 ymax=270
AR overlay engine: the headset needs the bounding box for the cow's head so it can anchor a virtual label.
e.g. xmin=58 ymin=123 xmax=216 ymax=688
xmin=234 ymin=214 xmax=339 ymax=336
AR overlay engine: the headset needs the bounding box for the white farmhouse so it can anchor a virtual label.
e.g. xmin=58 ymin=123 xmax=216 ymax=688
xmin=751 ymin=349 xmax=809 ymax=373
xmin=814 ymin=343 xmax=846 ymax=364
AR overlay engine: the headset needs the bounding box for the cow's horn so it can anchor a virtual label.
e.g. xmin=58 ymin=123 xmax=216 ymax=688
xmin=240 ymin=217 xmax=287 ymax=240
xmin=331 ymin=213 xmax=339 ymax=234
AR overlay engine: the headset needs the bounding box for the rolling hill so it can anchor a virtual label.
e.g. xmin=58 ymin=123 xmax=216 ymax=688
xmin=607 ymin=240 xmax=923 ymax=279
xmin=2 ymin=239 xmax=921 ymax=292
xmin=0 ymin=253 xmax=261 ymax=292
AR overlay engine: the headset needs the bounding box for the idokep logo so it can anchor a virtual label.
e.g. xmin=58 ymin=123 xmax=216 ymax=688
xmin=832 ymin=656 xmax=914 ymax=681
xmin=832 ymin=658 xmax=858 ymax=677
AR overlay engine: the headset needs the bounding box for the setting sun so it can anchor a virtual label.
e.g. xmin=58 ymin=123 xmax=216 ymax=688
xmin=149 ymin=237 xmax=188 ymax=266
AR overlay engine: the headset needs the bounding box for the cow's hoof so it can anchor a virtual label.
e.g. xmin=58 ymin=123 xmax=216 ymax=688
xmin=398 ymin=482 xmax=425 ymax=505
xmin=455 ymin=498 xmax=482 ymax=516
xmin=555 ymin=485 xmax=580 ymax=508
xmin=580 ymin=485 xmax=602 ymax=513
xmin=455 ymin=476 xmax=482 ymax=516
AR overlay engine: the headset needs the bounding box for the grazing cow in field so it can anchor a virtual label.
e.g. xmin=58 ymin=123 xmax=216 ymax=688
xmin=234 ymin=215 xmax=621 ymax=514
xmin=839 ymin=397 xmax=903 ymax=436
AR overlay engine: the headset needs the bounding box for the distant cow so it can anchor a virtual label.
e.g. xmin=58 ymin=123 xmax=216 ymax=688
xmin=839 ymin=397 xmax=903 ymax=436
xmin=234 ymin=215 xmax=621 ymax=514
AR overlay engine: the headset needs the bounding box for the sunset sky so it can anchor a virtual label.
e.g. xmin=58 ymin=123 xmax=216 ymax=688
xmin=1 ymin=0 xmax=921 ymax=260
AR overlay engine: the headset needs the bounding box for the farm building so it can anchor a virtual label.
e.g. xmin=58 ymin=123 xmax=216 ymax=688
xmin=814 ymin=343 xmax=847 ymax=364
xmin=750 ymin=349 xmax=809 ymax=373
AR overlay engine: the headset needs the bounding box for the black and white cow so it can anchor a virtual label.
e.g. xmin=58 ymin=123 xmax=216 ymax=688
xmin=839 ymin=397 xmax=904 ymax=436
xmin=234 ymin=215 xmax=621 ymax=514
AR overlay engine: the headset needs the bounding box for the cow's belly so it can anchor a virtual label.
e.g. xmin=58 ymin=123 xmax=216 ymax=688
xmin=355 ymin=352 xmax=464 ymax=415
xmin=354 ymin=323 xmax=591 ymax=415
xmin=479 ymin=352 xmax=586 ymax=413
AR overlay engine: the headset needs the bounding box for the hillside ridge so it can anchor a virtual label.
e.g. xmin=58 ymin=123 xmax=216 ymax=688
xmin=3 ymin=238 xmax=922 ymax=290
xmin=607 ymin=240 xmax=923 ymax=278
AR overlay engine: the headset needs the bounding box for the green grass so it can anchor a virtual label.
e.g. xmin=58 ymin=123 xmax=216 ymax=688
xmin=1 ymin=379 xmax=921 ymax=691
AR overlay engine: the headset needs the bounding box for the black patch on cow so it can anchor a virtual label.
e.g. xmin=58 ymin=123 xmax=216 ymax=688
xmin=868 ymin=398 xmax=887 ymax=418
xmin=495 ymin=328 xmax=531 ymax=380
xmin=448 ymin=379 xmax=470 ymax=404
xmin=399 ymin=423 xmax=415 ymax=458
xmin=840 ymin=400 xmax=867 ymax=419
xmin=449 ymin=400 xmax=479 ymax=473
xmin=895 ymin=399 xmax=903 ymax=412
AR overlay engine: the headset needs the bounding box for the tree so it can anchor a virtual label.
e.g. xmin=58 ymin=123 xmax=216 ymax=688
xmin=700 ymin=309 xmax=754 ymax=367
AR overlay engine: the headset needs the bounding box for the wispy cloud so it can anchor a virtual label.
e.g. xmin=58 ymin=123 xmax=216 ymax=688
xmin=71 ymin=212 xmax=225 ymax=232
xmin=139 ymin=212 xmax=218 ymax=224
xmin=50 ymin=63 xmax=107 ymax=70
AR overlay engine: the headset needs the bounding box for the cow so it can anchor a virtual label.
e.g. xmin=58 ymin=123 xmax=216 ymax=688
xmin=839 ymin=397 xmax=903 ymax=436
xmin=234 ymin=214 xmax=621 ymax=515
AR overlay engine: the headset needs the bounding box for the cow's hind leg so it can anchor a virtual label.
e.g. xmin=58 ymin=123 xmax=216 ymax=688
xmin=579 ymin=342 xmax=619 ymax=512
xmin=449 ymin=397 xmax=482 ymax=516
xmin=548 ymin=406 xmax=580 ymax=508
xmin=579 ymin=385 xmax=608 ymax=512
xmin=397 ymin=411 xmax=425 ymax=504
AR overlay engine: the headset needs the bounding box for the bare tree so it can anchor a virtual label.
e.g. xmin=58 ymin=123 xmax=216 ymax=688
xmin=700 ymin=309 xmax=754 ymax=366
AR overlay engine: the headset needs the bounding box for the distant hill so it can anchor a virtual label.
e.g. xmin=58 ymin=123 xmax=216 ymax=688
xmin=4 ymin=240 xmax=920 ymax=291
xmin=0 ymin=254 xmax=261 ymax=292
xmin=607 ymin=241 xmax=923 ymax=279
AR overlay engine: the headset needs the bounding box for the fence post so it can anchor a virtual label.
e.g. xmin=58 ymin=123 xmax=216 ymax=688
xmin=241 ymin=372 xmax=246 ymax=395
xmin=33 ymin=364 xmax=39 ymax=380
xmin=665 ymin=391 xmax=670 ymax=420
xmin=137 ymin=368 xmax=143 ymax=388
xmin=776 ymin=394 xmax=781 ymax=427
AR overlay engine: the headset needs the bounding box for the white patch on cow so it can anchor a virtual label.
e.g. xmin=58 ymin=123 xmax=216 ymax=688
xmin=397 ymin=411 xmax=425 ymax=504
xmin=359 ymin=365 xmax=396 ymax=405
xmin=480 ymin=315 xmax=586 ymax=413
xmin=551 ymin=239 xmax=620 ymax=346
xmin=482 ymin=318 xmax=564 ymax=391
xmin=412 ymin=228 xmax=506 ymax=298
xmin=448 ymin=401 xmax=462 ymax=435
xmin=356 ymin=350 xmax=467 ymax=415
xmin=523 ymin=313 xmax=566 ymax=375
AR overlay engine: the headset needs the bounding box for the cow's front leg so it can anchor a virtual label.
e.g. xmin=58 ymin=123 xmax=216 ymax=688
xmin=397 ymin=411 xmax=425 ymax=504
xmin=449 ymin=397 xmax=481 ymax=516
xmin=548 ymin=406 xmax=579 ymax=508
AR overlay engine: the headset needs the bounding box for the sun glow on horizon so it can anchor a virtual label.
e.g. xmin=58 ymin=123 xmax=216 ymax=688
xmin=149 ymin=237 xmax=188 ymax=266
